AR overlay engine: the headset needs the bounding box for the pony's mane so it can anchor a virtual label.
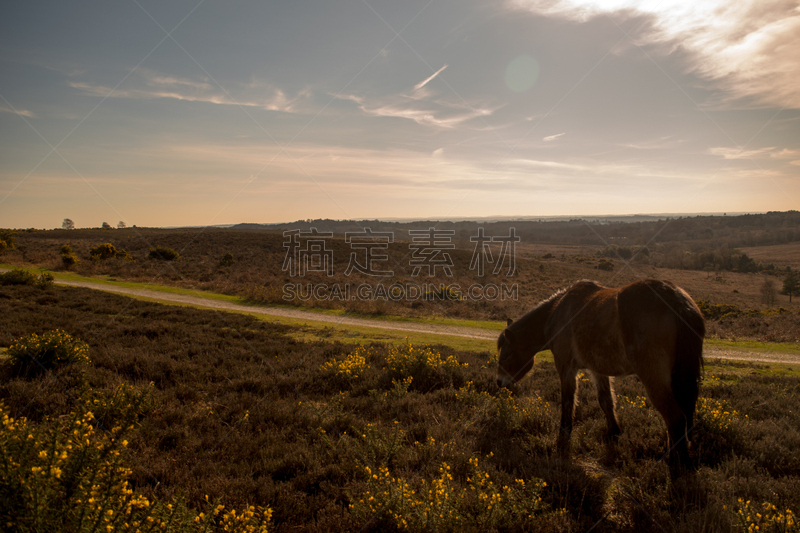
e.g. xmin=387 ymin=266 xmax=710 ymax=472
xmin=508 ymin=280 xmax=601 ymax=333
xmin=508 ymin=286 xmax=566 ymax=333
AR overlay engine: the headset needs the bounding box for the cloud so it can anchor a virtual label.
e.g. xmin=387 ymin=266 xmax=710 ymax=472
xmin=508 ymin=0 xmax=800 ymax=109
xmin=337 ymin=92 xmax=497 ymax=129
xmin=0 ymin=105 xmax=35 ymax=118
xmin=706 ymin=146 xmax=800 ymax=160
xmin=543 ymin=132 xmax=566 ymax=141
xmin=68 ymin=71 xmax=309 ymax=113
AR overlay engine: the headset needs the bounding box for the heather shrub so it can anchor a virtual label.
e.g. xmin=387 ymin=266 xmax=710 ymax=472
xmin=148 ymin=246 xmax=180 ymax=261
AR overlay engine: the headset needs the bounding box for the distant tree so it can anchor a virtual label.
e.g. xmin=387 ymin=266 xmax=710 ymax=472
xmin=760 ymin=277 xmax=778 ymax=307
xmin=781 ymin=270 xmax=799 ymax=303
xmin=117 ymin=221 xmax=126 ymax=229
xmin=62 ymin=218 xmax=75 ymax=230
xmin=101 ymin=222 xmax=112 ymax=230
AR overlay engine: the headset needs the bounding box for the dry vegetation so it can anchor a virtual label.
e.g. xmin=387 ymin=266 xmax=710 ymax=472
xmin=1 ymin=283 xmax=800 ymax=532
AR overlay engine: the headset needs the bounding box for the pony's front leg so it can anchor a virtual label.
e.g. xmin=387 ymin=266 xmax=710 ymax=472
xmin=593 ymin=374 xmax=621 ymax=442
xmin=557 ymin=368 xmax=579 ymax=459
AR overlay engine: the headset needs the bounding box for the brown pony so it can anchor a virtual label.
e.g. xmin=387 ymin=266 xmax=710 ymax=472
xmin=497 ymin=279 xmax=705 ymax=476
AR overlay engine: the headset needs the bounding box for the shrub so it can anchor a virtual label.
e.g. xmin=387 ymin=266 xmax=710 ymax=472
xmin=148 ymin=246 xmax=180 ymax=261
xmin=0 ymin=401 xmax=273 ymax=533
xmin=219 ymin=252 xmax=235 ymax=267
xmin=351 ymin=458 xmax=549 ymax=531
xmin=384 ymin=343 xmax=467 ymax=391
xmin=7 ymin=329 xmax=90 ymax=377
xmin=734 ymin=498 xmax=796 ymax=532
xmin=0 ymin=269 xmax=53 ymax=288
xmin=60 ymin=244 xmax=78 ymax=268
xmin=89 ymin=243 xmax=131 ymax=261
xmin=322 ymin=346 xmax=369 ymax=380
xmin=0 ymin=229 xmax=16 ymax=251
xmin=596 ymin=259 xmax=614 ymax=271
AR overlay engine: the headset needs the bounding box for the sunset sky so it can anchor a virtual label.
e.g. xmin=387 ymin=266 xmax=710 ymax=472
xmin=1 ymin=0 xmax=799 ymax=228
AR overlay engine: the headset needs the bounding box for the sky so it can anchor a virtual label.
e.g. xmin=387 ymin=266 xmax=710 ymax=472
xmin=1 ymin=0 xmax=799 ymax=229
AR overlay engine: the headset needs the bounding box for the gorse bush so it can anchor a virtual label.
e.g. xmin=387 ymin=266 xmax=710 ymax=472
xmin=0 ymin=228 xmax=16 ymax=251
xmin=148 ymin=246 xmax=180 ymax=261
xmin=351 ymin=457 xmax=550 ymax=532
xmin=384 ymin=343 xmax=467 ymax=391
xmin=90 ymin=243 xmax=131 ymax=261
xmin=0 ymin=400 xmax=273 ymax=533
xmin=7 ymin=329 xmax=90 ymax=377
xmin=734 ymin=498 xmax=797 ymax=532
xmin=0 ymin=268 xmax=53 ymax=288
xmin=60 ymin=244 xmax=78 ymax=268
xmin=322 ymin=346 xmax=369 ymax=380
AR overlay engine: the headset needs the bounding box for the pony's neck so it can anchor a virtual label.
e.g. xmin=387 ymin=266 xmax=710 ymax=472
xmin=511 ymin=295 xmax=558 ymax=350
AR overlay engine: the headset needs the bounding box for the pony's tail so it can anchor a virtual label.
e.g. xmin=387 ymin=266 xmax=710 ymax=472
xmin=671 ymin=308 xmax=705 ymax=428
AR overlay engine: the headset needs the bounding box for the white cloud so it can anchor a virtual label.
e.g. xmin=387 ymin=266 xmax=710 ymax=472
xmin=508 ymin=0 xmax=800 ymax=108
xmin=543 ymin=132 xmax=566 ymax=141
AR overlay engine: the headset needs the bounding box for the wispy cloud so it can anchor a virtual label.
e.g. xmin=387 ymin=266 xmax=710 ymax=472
xmin=508 ymin=0 xmax=800 ymax=109
xmin=543 ymin=132 xmax=565 ymax=141
xmin=68 ymin=70 xmax=310 ymax=113
xmin=709 ymin=146 xmax=779 ymax=159
xmin=0 ymin=105 xmax=35 ymax=118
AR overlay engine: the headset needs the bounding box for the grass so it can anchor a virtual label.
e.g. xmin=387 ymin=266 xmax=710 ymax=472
xmin=0 ymin=263 xmax=505 ymax=332
xmin=2 ymin=283 xmax=800 ymax=532
xmin=705 ymin=337 xmax=800 ymax=356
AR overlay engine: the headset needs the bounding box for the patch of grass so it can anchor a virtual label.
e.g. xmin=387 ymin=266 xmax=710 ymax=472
xmin=705 ymin=337 xmax=800 ymax=356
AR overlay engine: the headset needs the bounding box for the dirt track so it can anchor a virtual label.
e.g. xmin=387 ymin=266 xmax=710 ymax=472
xmin=4 ymin=270 xmax=800 ymax=365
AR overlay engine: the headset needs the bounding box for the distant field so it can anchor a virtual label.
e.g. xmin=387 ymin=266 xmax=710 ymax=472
xmin=741 ymin=241 xmax=800 ymax=268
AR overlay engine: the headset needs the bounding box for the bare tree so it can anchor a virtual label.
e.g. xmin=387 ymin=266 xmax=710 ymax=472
xmin=62 ymin=218 xmax=75 ymax=230
xmin=760 ymin=277 xmax=778 ymax=307
xmin=117 ymin=221 xmax=127 ymax=229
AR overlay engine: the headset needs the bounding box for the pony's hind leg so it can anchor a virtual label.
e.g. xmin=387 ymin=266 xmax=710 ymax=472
xmin=593 ymin=373 xmax=621 ymax=442
xmin=640 ymin=376 xmax=691 ymax=478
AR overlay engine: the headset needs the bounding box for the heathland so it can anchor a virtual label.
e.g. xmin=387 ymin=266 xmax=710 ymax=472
xmin=1 ymin=213 xmax=799 ymax=532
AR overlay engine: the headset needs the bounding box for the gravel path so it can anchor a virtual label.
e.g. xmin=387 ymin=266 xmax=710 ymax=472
xmin=5 ymin=270 xmax=799 ymax=364
xmin=56 ymin=279 xmax=500 ymax=341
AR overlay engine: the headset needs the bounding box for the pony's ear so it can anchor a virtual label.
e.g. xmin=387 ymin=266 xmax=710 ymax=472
xmin=503 ymin=328 xmax=514 ymax=344
xmin=506 ymin=318 xmax=513 ymax=327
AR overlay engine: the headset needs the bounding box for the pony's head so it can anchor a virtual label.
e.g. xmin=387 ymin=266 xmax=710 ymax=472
xmin=496 ymin=318 xmax=534 ymax=388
